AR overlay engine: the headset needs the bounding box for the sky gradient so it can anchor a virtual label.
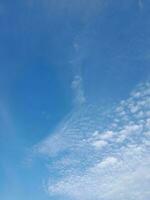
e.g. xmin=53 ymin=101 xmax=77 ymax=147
xmin=0 ymin=0 xmax=150 ymax=200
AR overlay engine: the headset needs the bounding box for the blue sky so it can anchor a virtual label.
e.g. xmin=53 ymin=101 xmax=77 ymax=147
xmin=0 ymin=0 xmax=150 ymax=200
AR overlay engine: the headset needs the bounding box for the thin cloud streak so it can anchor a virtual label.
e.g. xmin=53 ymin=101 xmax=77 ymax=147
xmin=71 ymin=75 xmax=86 ymax=106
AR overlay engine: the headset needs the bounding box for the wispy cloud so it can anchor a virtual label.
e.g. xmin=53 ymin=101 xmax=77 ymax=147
xmin=138 ymin=0 xmax=144 ymax=10
xmin=0 ymin=100 xmax=15 ymax=133
xmin=34 ymin=81 xmax=150 ymax=200
xmin=71 ymin=75 xmax=86 ymax=106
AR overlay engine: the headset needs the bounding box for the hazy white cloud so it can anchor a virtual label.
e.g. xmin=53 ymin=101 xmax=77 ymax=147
xmin=71 ymin=75 xmax=86 ymax=106
xmin=138 ymin=0 xmax=144 ymax=10
xmin=35 ymin=81 xmax=150 ymax=200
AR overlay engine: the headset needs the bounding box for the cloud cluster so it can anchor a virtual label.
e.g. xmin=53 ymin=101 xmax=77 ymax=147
xmin=35 ymin=81 xmax=150 ymax=200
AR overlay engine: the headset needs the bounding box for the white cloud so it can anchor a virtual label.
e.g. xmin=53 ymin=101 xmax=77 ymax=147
xmin=71 ymin=75 xmax=86 ymax=106
xmin=34 ymin=81 xmax=150 ymax=200
xmin=49 ymin=152 xmax=150 ymax=200
xmin=99 ymin=130 xmax=114 ymax=140
xmin=97 ymin=156 xmax=118 ymax=168
xmin=92 ymin=140 xmax=108 ymax=149
xmin=48 ymin=144 xmax=150 ymax=200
